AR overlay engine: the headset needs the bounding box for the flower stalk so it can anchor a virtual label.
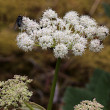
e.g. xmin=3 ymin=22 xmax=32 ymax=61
xmin=24 ymin=102 xmax=34 ymax=110
xmin=47 ymin=58 xmax=61 ymax=110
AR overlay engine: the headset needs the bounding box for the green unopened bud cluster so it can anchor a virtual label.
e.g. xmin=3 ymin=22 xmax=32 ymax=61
xmin=0 ymin=75 xmax=33 ymax=110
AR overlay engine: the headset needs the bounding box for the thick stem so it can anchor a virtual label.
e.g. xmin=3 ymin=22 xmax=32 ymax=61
xmin=47 ymin=58 xmax=61 ymax=110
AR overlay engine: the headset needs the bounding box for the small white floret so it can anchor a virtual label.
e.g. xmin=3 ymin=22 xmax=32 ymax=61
xmin=43 ymin=9 xmax=58 ymax=19
xmin=97 ymin=26 xmax=109 ymax=40
xmin=54 ymin=44 xmax=68 ymax=58
xmin=80 ymin=15 xmax=97 ymax=27
xmin=72 ymin=43 xmax=86 ymax=56
xmin=64 ymin=11 xmax=79 ymax=26
xmin=84 ymin=26 xmax=97 ymax=39
xmin=39 ymin=36 xmax=53 ymax=49
xmin=17 ymin=32 xmax=35 ymax=52
xmin=89 ymin=39 xmax=104 ymax=52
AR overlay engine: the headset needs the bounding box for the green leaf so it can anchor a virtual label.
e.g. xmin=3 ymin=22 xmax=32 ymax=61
xmin=102 ymin=2 xmax=110 ymax=17
xmin=86 ymin=69 xmax=110 ymax=110
xmin=63 ymin=69 xmax=110 ymax=110
xmin=86 ymin=69 xmax=104 ymax=92
xmin=63 ymin=87 xmax=94 ymax=110
xmin=21 ymin=102 xmax=46 ymax=110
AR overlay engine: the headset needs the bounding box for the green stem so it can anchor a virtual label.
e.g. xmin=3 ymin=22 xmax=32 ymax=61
xmin=24 ymin=101 xmax=34 ymax=110
xmin=47 ymin=58 xmax=61 ymax=110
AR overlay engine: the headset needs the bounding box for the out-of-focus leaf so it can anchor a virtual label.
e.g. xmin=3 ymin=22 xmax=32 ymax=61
xmin=102 ymin=2 xmax=110 ymax=17
xmin=63 ymin=87 xmax=94 ymax=110
xmin=86 ymin=69 xmax=103 ymax=92
xmin=21 ymin=102 xmax=46 ymax=110
xmin=63 ymin=69 xmax=110 ymax=110
xmin=87 ymin=69 xmax=110 ymax=110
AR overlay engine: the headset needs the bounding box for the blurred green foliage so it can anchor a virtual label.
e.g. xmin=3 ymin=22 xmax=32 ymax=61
xmin=103 ymin=2 xmax=110 ymax=17
xmin=63 ymin=69 xmax=110 ymax=110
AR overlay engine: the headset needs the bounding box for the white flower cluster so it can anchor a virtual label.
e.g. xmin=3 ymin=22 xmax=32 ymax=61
xmin=74 ymin=99 xmax=104 ymax=110
xmin=0 ymin=75 xmax=33 ymax=109
xmin=16 ymin=9 xmax=109 ymax=58
xmin=17 ymin=32 xmax=35 ymax=52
